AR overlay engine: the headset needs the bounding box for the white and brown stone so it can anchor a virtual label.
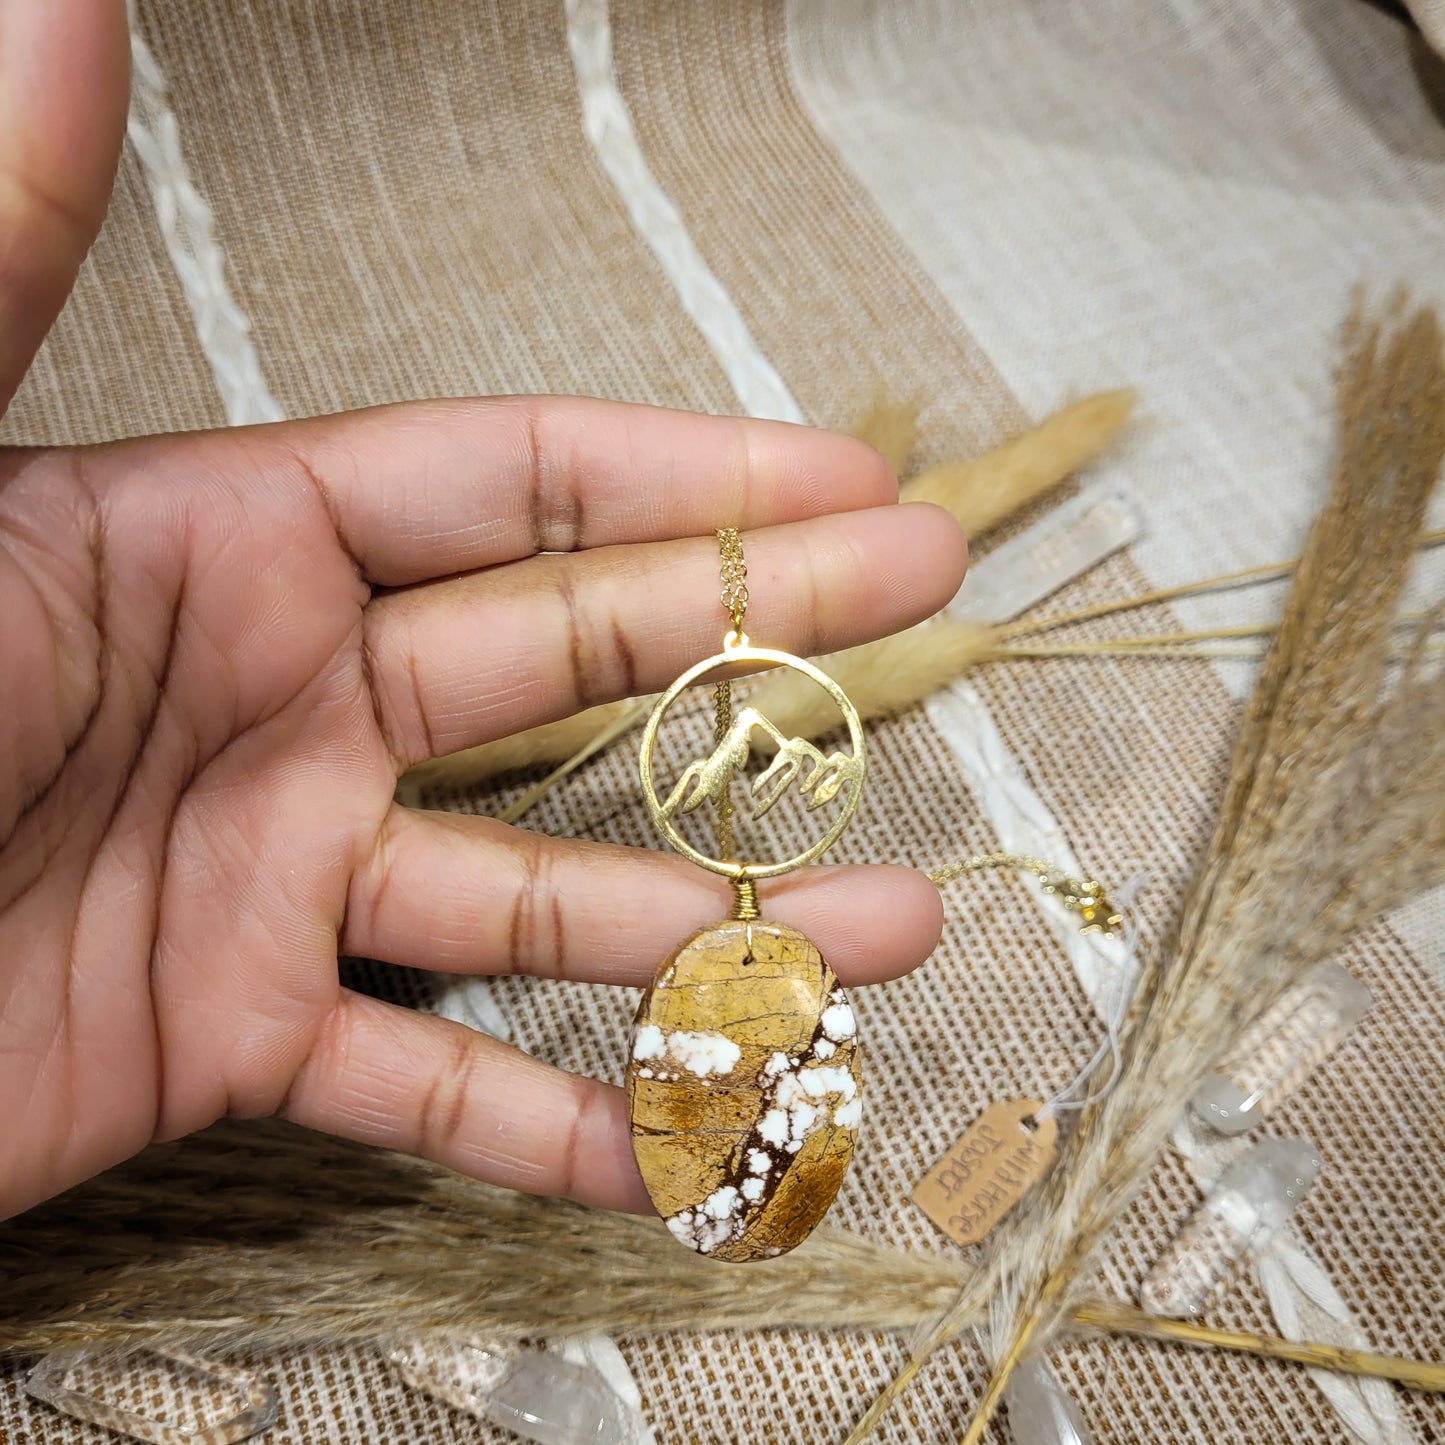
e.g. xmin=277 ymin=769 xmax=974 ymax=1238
xmin=626 ymin=919 xmax=863 ymax=1263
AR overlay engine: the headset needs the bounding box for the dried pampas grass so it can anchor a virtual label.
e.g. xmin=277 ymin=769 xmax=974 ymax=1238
xmin=2 ymin=1119 xmax=1438 ymax=1397
xmin=900 ymin=389 xmax=1135 ymax=537
xmin=0 ymin=1120 xmax=964 ymax=1359
xmin=846 ymin=306 xmax=1445 ymax=1444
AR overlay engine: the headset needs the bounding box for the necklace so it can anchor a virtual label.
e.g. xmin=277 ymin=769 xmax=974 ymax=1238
xmin=627 ymin=527 xmax=867 ymax=1262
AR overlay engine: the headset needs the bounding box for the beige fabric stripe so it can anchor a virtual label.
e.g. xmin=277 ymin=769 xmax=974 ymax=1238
xmin=131 ymin=0 xmax=738 ymax=418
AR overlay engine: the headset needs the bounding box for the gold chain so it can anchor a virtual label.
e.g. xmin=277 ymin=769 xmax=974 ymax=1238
xmin=712 ymin=528 xmax=748 ymax=862
xmin=712 ymin=677 xmax=736 ymax=861
xmin=718 ymin=526 xmax=748 ymax=637
xmin=930 ymin=852 xmax=1122 ymax=934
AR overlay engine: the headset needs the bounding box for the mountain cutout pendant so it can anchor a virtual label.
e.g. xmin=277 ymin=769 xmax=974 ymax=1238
xmin=628 ymin=529 xmax=867 ymax=1262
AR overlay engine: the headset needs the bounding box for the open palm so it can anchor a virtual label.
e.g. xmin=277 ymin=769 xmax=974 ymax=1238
xmin=0 ymin=1 xmax=966 ymax=1222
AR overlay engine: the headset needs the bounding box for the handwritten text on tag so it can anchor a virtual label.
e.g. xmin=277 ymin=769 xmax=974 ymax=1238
xmin=910 ymin=1098 xmax=1059 ymax=1247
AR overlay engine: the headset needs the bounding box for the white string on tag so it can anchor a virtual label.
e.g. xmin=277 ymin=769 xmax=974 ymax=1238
xmin=1036 ymin=872 xmax=1147 ymax=1122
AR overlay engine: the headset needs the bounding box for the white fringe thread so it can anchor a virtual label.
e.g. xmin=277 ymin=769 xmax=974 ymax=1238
xmin=125 ymin=1 xmax=283 ymax=426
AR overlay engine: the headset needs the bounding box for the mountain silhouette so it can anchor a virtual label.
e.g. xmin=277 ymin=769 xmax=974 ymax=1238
xmin=661 ymin=706 xmax=860 ymax=821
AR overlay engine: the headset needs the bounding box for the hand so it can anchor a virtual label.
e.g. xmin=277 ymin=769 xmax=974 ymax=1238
xmin=0 ymin=2 xmax=968 ymax=1222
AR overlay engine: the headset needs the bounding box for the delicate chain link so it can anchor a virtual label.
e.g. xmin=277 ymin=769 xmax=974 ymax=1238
xmin=712 ymin=528 xmax=747 ymax=860
xmin=718 ymin=526 xmax=748 ymax=635
xmin=712 ymin=678 xmax=736 ymax=861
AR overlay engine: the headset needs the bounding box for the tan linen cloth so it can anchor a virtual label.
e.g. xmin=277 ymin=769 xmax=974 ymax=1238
xmin=2 ymin=2 xmax=1441 ymax=1442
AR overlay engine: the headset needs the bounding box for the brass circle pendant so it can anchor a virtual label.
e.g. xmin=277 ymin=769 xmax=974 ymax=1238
xmin=638 ymin=642 xmax=866 ymax=880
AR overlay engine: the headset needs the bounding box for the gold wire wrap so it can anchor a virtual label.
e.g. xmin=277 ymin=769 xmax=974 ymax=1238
xmin=730 ymin=874 xmax=761 ymax=921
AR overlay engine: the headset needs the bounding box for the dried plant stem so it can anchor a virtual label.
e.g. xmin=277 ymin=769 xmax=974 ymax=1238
xmin=1077 ymin=1300 xmax=1445 ymax=1393
xmin=395 ymin=699 xmax=636 ymax=805
xmin=495 ymin=699 xmax=650 ymax=824
xmin=993 ymin=610 xmax=1440 ymax=656
xmin=996 ymin=640 xmax=1445 ymax=661
xmin=959 ymin=1375 xmax=1010 ymax=1445
xmin=1001 ymin=527 xmax=1445 ymax=640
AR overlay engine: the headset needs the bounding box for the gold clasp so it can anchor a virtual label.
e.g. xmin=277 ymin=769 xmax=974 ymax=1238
xmin=929 ymin=853 xmax=1123 ymax=936
xmin=1041 ymin=875 xmax=1122 ymax=935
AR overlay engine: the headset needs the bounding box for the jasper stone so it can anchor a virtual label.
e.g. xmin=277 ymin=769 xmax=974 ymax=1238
xmin=626 ymin=919 xmax=863 ymax=1263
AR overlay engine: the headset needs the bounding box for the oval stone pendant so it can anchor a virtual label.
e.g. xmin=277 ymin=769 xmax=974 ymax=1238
xmin=626 ymin=919 xmax=863 ymax=1262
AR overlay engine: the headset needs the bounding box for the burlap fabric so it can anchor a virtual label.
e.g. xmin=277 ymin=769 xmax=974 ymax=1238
xmin=2 ymin=2 xmax=1442 ymax=1441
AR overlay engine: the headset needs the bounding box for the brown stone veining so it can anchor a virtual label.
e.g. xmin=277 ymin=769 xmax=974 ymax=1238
xmin=626 ymin=920 xmax=863 ymax=1262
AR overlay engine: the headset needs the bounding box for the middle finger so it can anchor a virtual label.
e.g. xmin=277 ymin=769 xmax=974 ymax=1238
xmin=362 ymin=502 xmax=965 ymax=769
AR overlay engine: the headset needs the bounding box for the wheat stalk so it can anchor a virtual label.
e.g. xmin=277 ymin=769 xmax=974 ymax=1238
xmin=1073 ymin=1303 xmax=1445 ymax=1393
xmin=1 ymin=1118 xmax=1440 ymax=1398
xmin=845 ymin=305 xmax=1445 ymax=1444
xmin=900 ymin=390 xmax=1135 ymax=536
xmin=999 ymin=527 xmax=1445 ymax=640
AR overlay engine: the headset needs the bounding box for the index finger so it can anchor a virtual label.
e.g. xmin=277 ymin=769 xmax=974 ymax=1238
xmin=265 ymin=396 xmax=899 ymax=585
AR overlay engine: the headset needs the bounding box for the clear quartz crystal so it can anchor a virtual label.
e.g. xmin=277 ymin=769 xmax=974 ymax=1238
xmin=1191 ymin=963 xmax=1371 ymax=1135
xmin=25 ymin=1349 xmax=277 ymax=1445
xmin=1003 ymin=1358 xmax=1095 ymax=1445
xmin=950 ymin=485 xmax=1142 ymax=624
xmin=386 ymin=1337 xmax=645 ymax=1445
xmin=1140 ymin=1138 xmax=1320 ymax=1318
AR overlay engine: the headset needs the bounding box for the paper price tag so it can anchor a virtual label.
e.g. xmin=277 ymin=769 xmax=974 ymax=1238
xmin=910 ymin=1098 xmax=1059 ymax=1247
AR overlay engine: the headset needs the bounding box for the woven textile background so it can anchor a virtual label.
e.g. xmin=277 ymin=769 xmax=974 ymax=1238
xmin=2 ymin=3 xmax=1442 ymax=1442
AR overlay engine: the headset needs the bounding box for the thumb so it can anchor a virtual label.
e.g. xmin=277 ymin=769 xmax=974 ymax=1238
xmin=0 ymin=0 xmax=129 ymax=419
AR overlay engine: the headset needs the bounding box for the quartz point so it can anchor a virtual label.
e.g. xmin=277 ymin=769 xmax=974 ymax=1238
xmin=25 ymin=1348 xmax=277 ymax=1445
xmin=1003 ymin=1358 xmax=1095 ymax=1445
xmin=386 ymin=1337 xmax=645 ymax=1445
xmin=1140 ymin=1138 xmax=1320 ymax=1318
xmin=1191 ymin=963 xmax=1371 ymax=1135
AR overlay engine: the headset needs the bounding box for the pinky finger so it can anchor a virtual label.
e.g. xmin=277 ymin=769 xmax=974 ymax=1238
xmin=279 ymin=990 xmax=652 ymax=1214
